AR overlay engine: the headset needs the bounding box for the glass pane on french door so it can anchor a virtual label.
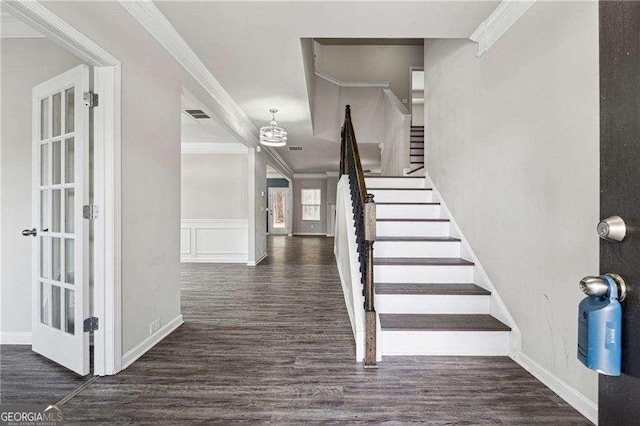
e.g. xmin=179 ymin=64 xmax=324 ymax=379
xmin=37 ymin=88 xmax=76 ymax=335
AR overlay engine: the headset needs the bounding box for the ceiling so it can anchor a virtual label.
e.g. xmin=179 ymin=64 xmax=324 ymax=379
xmin=181 ymin=93 xmax=242 ymax=144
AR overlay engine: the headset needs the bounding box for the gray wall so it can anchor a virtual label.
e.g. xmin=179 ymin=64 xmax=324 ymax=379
xmin=1 ymin=38 xmax=84 ymax=336
xmin=43 ymin=1 xmax=186 ymax=355
xmin=293 ymin=178 xmax=327 ymax=235
xmin=423 ymin=1 xmax=598 ymax=402
xmin=314 ymin=43 xmax=424 ymax=106
xmin=181 ymin=153 xmax=248 ymax=220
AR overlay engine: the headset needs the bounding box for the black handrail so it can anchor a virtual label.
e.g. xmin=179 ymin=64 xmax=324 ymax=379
xmin=340 ymin=105 xmax=377 ymax=368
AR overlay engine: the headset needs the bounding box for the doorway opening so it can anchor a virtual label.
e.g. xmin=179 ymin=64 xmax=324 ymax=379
xmin=410 ymin=68 xmax=424 ymax=127
xmin=1 ymin=2 xmax=122 ymax=384
xmin=266 ymin=165 xmax=292 ymax=237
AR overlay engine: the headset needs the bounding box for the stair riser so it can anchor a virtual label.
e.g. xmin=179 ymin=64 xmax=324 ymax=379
xmin=375 ymin=240 xmax=460 ymax=257
xmin=381 ymin=330 xmax=510 ymax=356
xmin=374 ymin=264 xmax=473 ymax=283
xmin=376 ymin=294 xmax=490 ymax=314
xmin=376 ymin=204 xmax=440 ymax=219
xmin=368 ymin=190 xmax=433 ymax=203
xmin=364 ymin=178 xmax=425 ymax=188
xmin=376 ymin=221 xmax=449 ymax=237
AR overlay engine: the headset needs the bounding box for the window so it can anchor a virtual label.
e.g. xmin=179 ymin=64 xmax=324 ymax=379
xmin=301 ymin=189 xmax=321 ymax=221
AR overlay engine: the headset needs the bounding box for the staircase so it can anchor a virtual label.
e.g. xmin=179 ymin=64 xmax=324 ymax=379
xmin=365 ymin=176 xmax=512 ymax=356
xmin=407 ymin=126 xmax=424 ymax=175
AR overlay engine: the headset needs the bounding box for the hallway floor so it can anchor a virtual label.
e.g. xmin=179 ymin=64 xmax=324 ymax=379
xmin=1 ymin=236 xmax=589 ymax=424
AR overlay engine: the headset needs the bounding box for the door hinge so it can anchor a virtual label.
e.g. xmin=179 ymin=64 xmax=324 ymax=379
xmin=83 ymin=317 xmax=99 ymax=332
xmin=83 ymin=205 xmax=99 ymax=219
xmin=83 ymin=91 xmax=98 ymax=107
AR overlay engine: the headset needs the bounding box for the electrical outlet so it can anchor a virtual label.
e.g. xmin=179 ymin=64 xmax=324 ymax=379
xmin=150 ymin=318 xmax=161 ymax=335
xmin=310 ymin=224 xmax=314 ymax=229
xmin=402 ymin=99 xmax=408 ymax=104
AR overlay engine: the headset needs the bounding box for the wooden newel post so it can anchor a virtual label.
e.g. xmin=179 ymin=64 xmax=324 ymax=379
xmin=364 ymin=193 xmax=377 ymax=368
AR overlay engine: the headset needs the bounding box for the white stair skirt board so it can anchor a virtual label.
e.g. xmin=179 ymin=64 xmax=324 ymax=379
xmin=1 ymin=332 xmax=32 ymax=345
xmin=364 ymin=178 xmax=425 ymax=189
xmin=377 ymin=294 xmax=490 ymax=315
xmin=374 ymin=264 xmax=473 ymax=283
xmin=376 ymin=204 xmax=441 ymax=219
xmin=368 ymin=189 xmax=432 ymax=203
xmin=375 ymin=240 xmax=460 ymax=258
xmin=382 ymin=330 xmax=510 ymax=356
xmin=121 ymin=315 xmax=184 ymax=370
xmin=376 ymin=221 xmax=450 ymax=237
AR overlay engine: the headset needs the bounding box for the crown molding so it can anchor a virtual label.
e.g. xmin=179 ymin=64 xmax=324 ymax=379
xmin=470 ymin=0 xmax=536 ymax=57
xmin=118 ymin=0 xmax=293 ymax=178
xmin=314 ymin=71 xmax=390 ymax=88
xmin=3 ymin=1 xmax=119 ymax=66
xmin=325 ymin=171 xmax=340 ymax=178
xmin=182 ymin=143 xmax=248 ymax=155
xmin=0 ymin=12 xmax=44 ymax=38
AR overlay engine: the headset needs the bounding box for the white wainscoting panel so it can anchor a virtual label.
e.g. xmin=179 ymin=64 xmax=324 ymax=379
xmin=181 ymin=219 xmax=248 ymax=263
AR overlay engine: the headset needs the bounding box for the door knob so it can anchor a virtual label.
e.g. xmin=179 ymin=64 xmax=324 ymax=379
xmin=598 ymin=216 xmax=626 ymax=242
xmin=580 ymin=273 xmax=627 ymax=301
xmin=22 ymin=228 xmax=37 ymax=237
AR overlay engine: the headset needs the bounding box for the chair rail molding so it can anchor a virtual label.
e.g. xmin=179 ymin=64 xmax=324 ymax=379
xmin=118 ymin=0 xmax=293 ymax=178
xmin=470 ymin=0 xmax=537 ymax=57
xmin=181 ymin=219 xmax=249 ymax=263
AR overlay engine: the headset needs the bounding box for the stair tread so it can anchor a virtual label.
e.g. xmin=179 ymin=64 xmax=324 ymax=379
xmin=380 ymin=314 xmax=511 ymax=332
xmin=376 ymin=283 xmax=490 ymax=295
xmin=374 ymin=257 xmax=474 ymax=266
xmin=376 ymin=236 xmax=459 ymax=241
xmin=377 ymin=218 xmax=448 ymax=222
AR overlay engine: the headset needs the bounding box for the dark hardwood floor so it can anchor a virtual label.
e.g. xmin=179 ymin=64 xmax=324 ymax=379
xmin=1 ymin=236 xmax=589 ymax=424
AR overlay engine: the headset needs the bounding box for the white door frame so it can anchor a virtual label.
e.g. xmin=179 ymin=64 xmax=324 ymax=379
xmin=268 ymin=187 xmax=290 ymax=236
xmin=5 ymin=1 xmax=122 ymax=376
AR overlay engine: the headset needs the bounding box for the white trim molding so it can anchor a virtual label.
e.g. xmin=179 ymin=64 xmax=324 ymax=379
xmin=470 ymin=0 xmax=537 ymax=57
xmin=0 ymin=11 xmax=44 ymax=38
xmin=1 ymin=332 xmax=32 ymax=345
xmin=181 ymin=219 xmax=249 ymax=263
xmin=511 ymin=350 xmax=597 ymax=424
xmin=122 ymin=315 xmax=184 ymax=370
xmin=314 ymin=71 xmax=390 ymax=88
xmin=118 ymin=0 xmax=293 ymax=178
xmin=247 ymin=252 xmax=268 ymax=267
xmin=181 ymin=143 xmax=248 ymax=155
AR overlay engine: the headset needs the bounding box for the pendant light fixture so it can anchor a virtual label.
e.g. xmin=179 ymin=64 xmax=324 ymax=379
xmin=260 ymin=109 xmax=287 ymax=147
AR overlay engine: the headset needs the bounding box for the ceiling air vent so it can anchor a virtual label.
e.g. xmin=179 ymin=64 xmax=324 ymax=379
xmin=184 ymin=109 xmax=210 ymax=119
xmin=287 ymin=146 xmax=303 ymax=151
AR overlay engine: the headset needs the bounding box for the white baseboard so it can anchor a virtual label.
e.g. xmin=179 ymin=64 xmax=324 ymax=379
xmin=511 ymin=350 xmax=597 ymax=425
xmin=293 ymin=232 xmax=326 ymax=236
xmin=247 ymin=252 xmax=267 ymax=266
xmin=121 ymin=314 xmax=184 ymax=370
xmin=1 ymin=332 xmax=32 ymax=345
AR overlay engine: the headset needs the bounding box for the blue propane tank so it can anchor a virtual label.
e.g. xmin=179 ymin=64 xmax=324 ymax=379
xmin=577 ymin=274 xmax=622 ymax=376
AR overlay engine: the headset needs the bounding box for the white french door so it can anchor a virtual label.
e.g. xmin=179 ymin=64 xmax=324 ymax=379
xmin=269 ymin=188 xmax=290 ymax=235
xmin=31 ymin=65 xmax=90 ymax=376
